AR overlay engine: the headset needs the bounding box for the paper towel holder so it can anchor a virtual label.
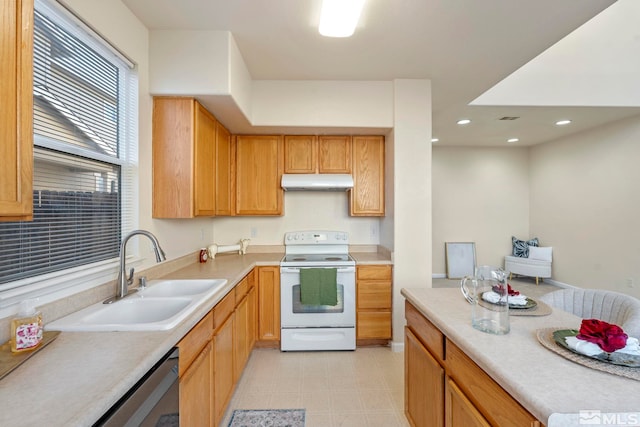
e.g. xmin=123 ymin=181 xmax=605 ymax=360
xmin=207 ymin=238 xmax=250 ymax=259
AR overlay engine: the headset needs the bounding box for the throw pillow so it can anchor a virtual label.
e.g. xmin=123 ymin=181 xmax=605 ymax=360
xmin=511 ymin=236 xmax=539 ymax=258
xmin=528 ymin=246 xmax=552 ymax=262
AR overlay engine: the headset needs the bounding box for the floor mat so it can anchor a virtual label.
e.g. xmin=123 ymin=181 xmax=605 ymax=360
xmin=156 ymin=413 xmax=178 ymax=427
xmin=227 ymin=409 xmax=305 ymax=427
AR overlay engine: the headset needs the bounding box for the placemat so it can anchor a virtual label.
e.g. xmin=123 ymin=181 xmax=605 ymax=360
xmin=536 ymin=327 xmax=640 ymax=382
xmin=478 ymin=298 xmax=552 ymax=316
xmin=509 ymin=298 xmax=553 ymax=317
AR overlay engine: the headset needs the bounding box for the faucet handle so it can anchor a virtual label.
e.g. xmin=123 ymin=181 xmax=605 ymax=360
xmin=138 ymin=276 xmax=147 ymax=289
xmin=127 ymin=268 xmax=135 ymax=286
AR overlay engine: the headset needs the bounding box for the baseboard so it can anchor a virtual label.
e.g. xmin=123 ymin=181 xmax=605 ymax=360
xmin=432 ymin=273 xmax=446 ymax=279
xmin=545 ymin=278 xmax=578 ymax=289
xmin=390 ymin=341 xmax=404 ymax=353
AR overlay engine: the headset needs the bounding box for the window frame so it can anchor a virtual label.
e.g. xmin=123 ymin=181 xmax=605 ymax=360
xmin=0 ymin=0 xmax=139 ymax=314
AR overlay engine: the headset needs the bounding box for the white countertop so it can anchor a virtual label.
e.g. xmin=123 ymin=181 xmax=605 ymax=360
xmin=402 ymin=287 xmax=640 ymax=427
xmin=0 ymin=253 xmax=281 ymax=427
xmin=0 ymin=251 xmax=392 ymax=426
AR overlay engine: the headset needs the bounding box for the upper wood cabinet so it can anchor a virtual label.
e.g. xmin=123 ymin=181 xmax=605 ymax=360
xmin=284 ymin=135 xmax=316 ymax=173
xmin=152 ymin=97 xmax=216 ymax=218
xmin=215 ymin=120 xmax=233 ymax=216
xmin=350 ymin=135 xmax=385 ymax=216
xmin=234 ymin=135 xmax=283 ymax=216
xmin=283 ymin=135 xmax=351 ymax=174
xmin=0 ymin=0 xmax=33 ymax=221
xmin=318 ymin=135 xmax=351 ymax=174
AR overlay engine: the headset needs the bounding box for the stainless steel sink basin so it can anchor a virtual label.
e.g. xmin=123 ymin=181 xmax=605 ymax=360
xmin=47 ymin=278 xmax=228 ymax=332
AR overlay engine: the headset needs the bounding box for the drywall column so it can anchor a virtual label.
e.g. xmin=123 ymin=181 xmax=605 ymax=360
xmin=391 ymin=79 xmax=432 ymax=350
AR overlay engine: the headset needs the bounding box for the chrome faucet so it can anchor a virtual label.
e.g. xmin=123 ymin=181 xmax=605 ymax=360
xmin=106 ymin=230 xmax=166 ymax=303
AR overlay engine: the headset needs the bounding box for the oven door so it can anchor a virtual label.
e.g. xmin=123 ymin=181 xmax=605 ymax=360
xmin=280 ymin=266 xmax=356 ymax=328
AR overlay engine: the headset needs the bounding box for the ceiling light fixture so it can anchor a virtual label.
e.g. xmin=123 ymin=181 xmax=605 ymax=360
xmin=431 ymin=138 xmax=439 ymax=143
xmin=319 ymin=0 xmax=366 ymax=38
xmin=507 ymin=138 xmax=519 ymax=143
xmin=555 ymin=119 xmax=572 ymax=126
xmin=457 ymin=119 xmax=471 ymax=125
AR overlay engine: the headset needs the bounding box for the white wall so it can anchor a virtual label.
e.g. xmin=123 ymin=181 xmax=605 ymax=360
xmin=64 ymin=0 xmax=216 ymax=265
xmin=530 ymin=115 xmax=640 ymax=297
xmin=391 ymin=80 xmax=432 ymax=347
xmin=211 ymin=192 xmax=380 ymax=246
xmin=149 ymin=30 xmax=232 ymax=95
xmin=251 ymin=80 xmax=394 ymax=128
xmin=432 ymin=146 xmax=530 ymax=275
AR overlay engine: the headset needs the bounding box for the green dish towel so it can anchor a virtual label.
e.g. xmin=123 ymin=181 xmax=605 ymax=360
xmin=300 ymin=268 xmax=338 ymax=306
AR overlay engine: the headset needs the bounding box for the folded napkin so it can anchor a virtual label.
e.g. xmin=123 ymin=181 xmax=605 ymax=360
xmin=565 ymin=336 xmax=640 ymax=357
xmin=482 ymin=291 xmax=529 ymax=306
xmin=508 ymin=294 xmax=529 ymax=306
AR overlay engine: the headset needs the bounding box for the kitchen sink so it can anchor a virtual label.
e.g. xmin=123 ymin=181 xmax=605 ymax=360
xmin=47 ymin=279 xmax=228 ymax=332
xmin=139 ymin=279 xmax=226 ymax=298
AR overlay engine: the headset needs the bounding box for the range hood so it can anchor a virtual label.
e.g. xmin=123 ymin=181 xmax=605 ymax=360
xmin=281 ymin=174 xmax=354 ymax=191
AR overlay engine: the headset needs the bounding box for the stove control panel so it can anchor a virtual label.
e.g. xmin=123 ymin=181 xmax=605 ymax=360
xmin=284 ymin=231 xmax=349 ymax=245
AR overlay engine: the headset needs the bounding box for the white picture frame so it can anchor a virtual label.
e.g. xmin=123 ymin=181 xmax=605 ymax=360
xmin=445 ymin=242 xmax=476 ymax=279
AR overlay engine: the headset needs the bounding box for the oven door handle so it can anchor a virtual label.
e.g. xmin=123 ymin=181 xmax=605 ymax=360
xmin=280 ymin=266 xmax=356 ymax=274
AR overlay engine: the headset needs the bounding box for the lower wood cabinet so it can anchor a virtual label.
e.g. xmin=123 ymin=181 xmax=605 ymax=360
xmin=233 ymin=274 xmax=256 ymax=382
xmin=445 ymin=378 xmax=490 ymax=427
xmin=179 ymin=342 xmax=213 ymax=427
xmin=356 ymin=265 xmax=392 ymax=342
xmin=178 ymin=311 xmax=214 ymax=427
xmin=405 ymin=301 xmax=541 ymax=427
xmin=257 ymin=266 xmax=280 ymax=344
xmin=405 ymin=327 xmax=444 ymax=427
xmin=177 ymin=269 xmax=259 ymax=426
xmin=213 ymin=308 xmax=234 ymax=426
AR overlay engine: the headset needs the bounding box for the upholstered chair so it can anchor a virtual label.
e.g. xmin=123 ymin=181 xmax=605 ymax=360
xmin=539 ymin=288 xmax=640 ymax=339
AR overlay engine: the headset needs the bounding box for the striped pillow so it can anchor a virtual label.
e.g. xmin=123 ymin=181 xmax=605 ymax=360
xmin=512 ymin=236 xmax=539 ymax=257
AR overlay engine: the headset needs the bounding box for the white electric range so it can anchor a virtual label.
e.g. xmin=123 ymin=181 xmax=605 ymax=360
xmin=280 ymin=231 xmax=356 ymax=351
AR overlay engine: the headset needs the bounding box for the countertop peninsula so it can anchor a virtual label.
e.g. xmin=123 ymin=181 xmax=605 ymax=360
xmin=402 ymin=287 xmax=640 ymax=427
xmin=0 ymin=250 xmax=391 ymax=427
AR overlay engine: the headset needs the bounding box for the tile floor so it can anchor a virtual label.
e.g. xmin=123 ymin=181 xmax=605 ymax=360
xmin=221 ymin=276 xmax=559 ymax=427
xmin=222 ymin=347 xmax=409 ymax=427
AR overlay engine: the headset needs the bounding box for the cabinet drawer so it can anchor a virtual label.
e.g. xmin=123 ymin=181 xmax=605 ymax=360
xmin=235 ymin=276 xmax=249 ymax=303
xmin=357 ymin=282 xmax=392 ymax=309
xmin=357 ymin=311 xmax=391 ymax=339
xmin=213 ymin=290 xmax=235 ymax=331
xmin=446 ymin=339 xmax=541 ymax=427
xmin=405 ymin=301 xmax=444 ymax=363
xmin=357 ymin=265 xmax=392 ymax=280
xmin=178 ymin=311 xmax=213 ymax=376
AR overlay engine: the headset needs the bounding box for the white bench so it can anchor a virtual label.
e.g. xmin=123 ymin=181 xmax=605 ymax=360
xmin=504 ymin=255 xmax=551 ymax=285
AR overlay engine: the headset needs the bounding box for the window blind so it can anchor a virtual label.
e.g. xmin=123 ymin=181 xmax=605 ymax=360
xmin=0 ymin=0 xmax=136 ymax=289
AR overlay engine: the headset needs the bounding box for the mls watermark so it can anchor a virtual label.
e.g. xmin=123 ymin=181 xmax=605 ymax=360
xmin=580 ymin=410 xmax=640 ymax=426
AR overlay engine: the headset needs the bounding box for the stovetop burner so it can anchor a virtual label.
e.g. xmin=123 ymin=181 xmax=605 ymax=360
xmin=281 ymin=230 xmax=355 ymax=267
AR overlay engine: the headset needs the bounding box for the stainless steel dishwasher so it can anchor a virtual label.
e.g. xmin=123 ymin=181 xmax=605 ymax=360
xmin=94 ymin=347 xmax=179 ymax=427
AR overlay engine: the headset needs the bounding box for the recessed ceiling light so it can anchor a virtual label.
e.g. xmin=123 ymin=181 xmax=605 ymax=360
xmin=319 ymin=0 xmax=366 ymax=38
xmin=555 ymin=119 xmax=572 ymax=126
xmin=456 ymin=119 xmax=471 ymax=125
xmin=507 ymin=138 xmax=519 ymax=143
xmin=431 ymin=138 xmax=439 ymax=143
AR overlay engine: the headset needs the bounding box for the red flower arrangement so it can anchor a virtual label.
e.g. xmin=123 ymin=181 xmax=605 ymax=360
xmin=491 ymin=283 xmax=520 ymax=296
xmin=576 ymin=319 xmax=628 ymax=353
